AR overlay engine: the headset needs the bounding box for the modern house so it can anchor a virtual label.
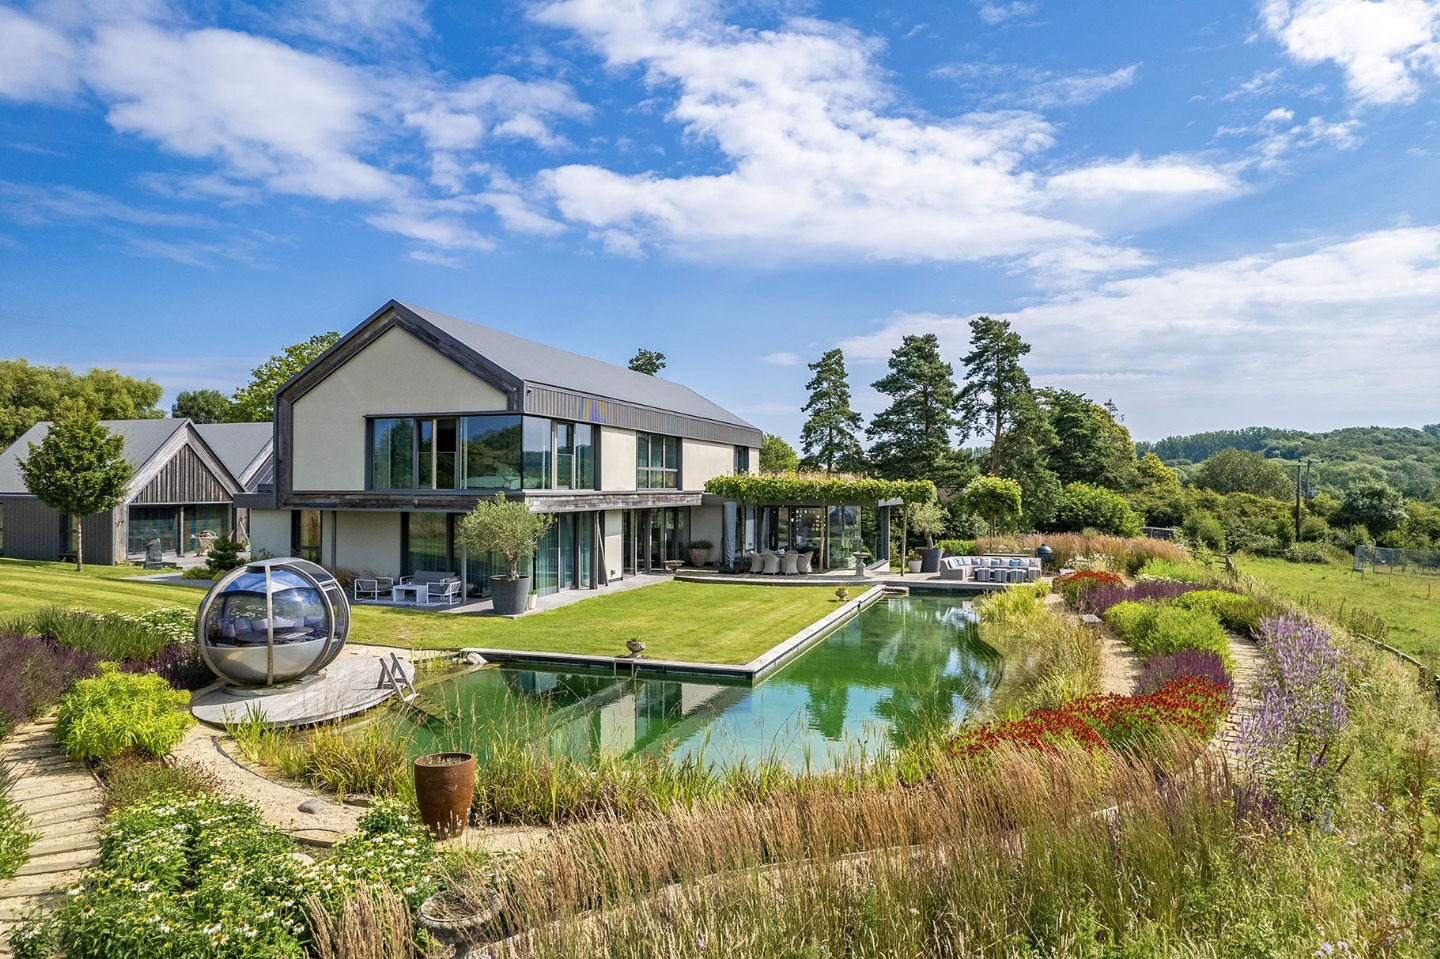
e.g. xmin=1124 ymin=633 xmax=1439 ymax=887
xmin=0 ymin=419 xmax=273 ymax=564
xmin=241 ymin=300 xmax=889 ymax=600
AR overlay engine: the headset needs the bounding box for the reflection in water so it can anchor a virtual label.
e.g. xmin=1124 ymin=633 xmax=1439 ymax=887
xmin=413 ymin=594 xmax=1001 ymax=770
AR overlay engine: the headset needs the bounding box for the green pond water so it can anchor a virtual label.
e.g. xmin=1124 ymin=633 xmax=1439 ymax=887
xmin=407 ymin=593 xmax=1001 ymax=770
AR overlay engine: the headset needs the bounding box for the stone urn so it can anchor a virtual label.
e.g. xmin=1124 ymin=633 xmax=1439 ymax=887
xmin=418 ymin=889 xmax=503 ymax=959
xmin=688 ymin=547 xmax=711 ymax=567
xmin=835 ymin=587 xmax=849 ymax=602
xmin=625 ymin=639 xmax=646 ymax=658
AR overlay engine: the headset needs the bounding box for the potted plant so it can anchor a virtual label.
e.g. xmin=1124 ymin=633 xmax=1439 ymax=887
xmin=907 ymin=550 xmax=924 ymax=574
xmin=905 ymin=500 xmax=948 ymax=573
xmin=688 ymin=539 xmax=713 ymax=567
xmin=527 ymin=589 xmax=538 ymax=611
xmin=413 ymin=751 xmax=476 ymax=840
xmin=458 ymin=492 xmax=552 ymax=616
xmin=835 ymin=586 xmax=849 ymax=602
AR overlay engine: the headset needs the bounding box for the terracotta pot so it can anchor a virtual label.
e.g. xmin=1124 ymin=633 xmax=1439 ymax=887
xmin=413 ymin=752 xmax=476 ymax=840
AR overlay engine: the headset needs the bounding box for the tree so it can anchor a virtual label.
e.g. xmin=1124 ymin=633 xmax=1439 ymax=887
xmin=759 ymin=434 xmax=799 ymax=473
xmin=18 ymin=409 xmax=132 ymax=571
xmin=1192 ymin=448 xmax=1293 ymax=499
xmin=1051 ymin=482 xmax=1143 ymax=536
xmin=798 ymin=349 xmax=865 ymax=475
xmin=172 ymin=389 xmax=234 ymax=424
xmin=964 ymin=475 xmax=1022 ymax=537
xmin=1040 ymin=389 xmax=1137 ymax=490
xmin=1336 ymin=480 xmax=1407 ymax=537
xmin=903 ymin=500 xmax=948 ymax=549
xmin=628 ymin=349 xmax=666 ymax=376
xmin=228 ymin=332 xmax=340 ymax=423
xmin=1128 ymin=452 xmax=1186 ymax=527
xmin=866 ymin=334 xmax=961 ymax=483
xmin=992 ymin=392 xmax=1059 ymax=528
xmin=956 ymin=317 xmax=1035 ymax=475
xmin=0 ymin=359 xmax=163 ymax=449
xmin=456 ymin=492 xmax=553 ymax=580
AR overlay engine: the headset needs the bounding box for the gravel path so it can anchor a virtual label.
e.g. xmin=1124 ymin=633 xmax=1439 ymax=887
xmin=1218 ymin=633 xmax=1267 ymax=764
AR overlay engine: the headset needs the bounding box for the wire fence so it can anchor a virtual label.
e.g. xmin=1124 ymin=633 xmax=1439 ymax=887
xmin=1352 ymin=545 xmax=1440 ymax=576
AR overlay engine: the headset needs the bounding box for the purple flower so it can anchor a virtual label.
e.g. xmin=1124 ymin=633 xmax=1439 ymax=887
xmin=1134 ymin=649 xmax=1232 ymax=696
xmin=1081 ymin=580 xmax=1223 ymax=614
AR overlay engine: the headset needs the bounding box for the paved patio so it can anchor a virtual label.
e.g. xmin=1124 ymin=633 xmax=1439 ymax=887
xmin=353 ymin=570 xmax=673 ymax=617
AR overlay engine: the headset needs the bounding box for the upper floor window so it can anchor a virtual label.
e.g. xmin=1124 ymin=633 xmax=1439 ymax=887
xmin=636 ymin=433 xmax=678 ymax=489
xmin=734 ymin=445 xmax=750 ymax=475
xmin=370 ymin=414 xmax=591 ymax=491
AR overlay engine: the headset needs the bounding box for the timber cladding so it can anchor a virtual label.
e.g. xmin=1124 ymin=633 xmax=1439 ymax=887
xmin=132 ymin=445 xmax=230 ymax=505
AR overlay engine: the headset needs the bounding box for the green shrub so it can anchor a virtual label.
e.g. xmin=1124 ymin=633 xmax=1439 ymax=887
xmin=687 ymin=539 xmax=714 ymax=550
xmin=56 ymin=667 xmax=194 ymax=763
xmin=1051 ymin=482 xmax=1143 ymax=537
xmin=0 ymin=766 xmax=33 ymax=880
xmin=1104 ymin=602 xmax=1230 ymax=664
xmin=203 ymin=537 xmax=242 ymax=577
xmin=30 ymin=606 xmax=190 ymax=662
xmin=180 ymin=567 xmax=214 ymax=580
xmin=1182 ymin=511 xmax=1225 ymax=551
xmin=1282 ymin=541 xmax=1340 ymax=564
xmin=1171 ymin=590 xmax=1265 ymax=637
xmin=937 ymin=539 xmax=975 ymax=556
xmin=10 ymin=791 xmax=436 ymax=959
xmin=1135 ymin=557 xmax=1209 ymax=583
xmin=98 ymin=754 xmax=221 ymax=812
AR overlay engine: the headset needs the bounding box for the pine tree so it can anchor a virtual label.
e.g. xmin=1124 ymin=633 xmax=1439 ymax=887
xmin=628 ymin=349 xmax=666 ymax=376
xmin=866 ymin=334 xmax=961 ymax=482
xmin=956 ymin=316 xmax=1035 ymax=475
xmin=798 ymin=349 xmax=865 ymax=475
xmin=18 ymin=407 xmax=132 ymax=572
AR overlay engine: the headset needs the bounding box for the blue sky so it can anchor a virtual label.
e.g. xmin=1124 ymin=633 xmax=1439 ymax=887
xmin=2 ymin=0 xmax=1439 ymax=445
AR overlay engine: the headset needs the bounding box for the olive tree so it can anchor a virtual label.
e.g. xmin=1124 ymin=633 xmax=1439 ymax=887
xmin=456 ymin=492 xmax=553 ymax=580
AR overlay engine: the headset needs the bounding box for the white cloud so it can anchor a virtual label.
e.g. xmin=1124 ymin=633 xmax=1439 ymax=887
xmin=1217 ymin=107 xmax=1362 ymax=168
xmin=533 ymin=0 xmax=1236 ymax=269
xmin=0 ymin=7 xmax=80 ymax=102
xmin=1222 ymin=68 xmax=1286 ymax=101
xmin=1261 ymin=0 xmax=1440 ymax=105
xmin=401 ymin=75 xmax=590 ymax=152
xmin=932 ymin=63 xmax=1138 ymax=109
xmin=838 ymin=226 xmax=1440 ymax=435
xmin=0 ymin=181 xmax=215 ymax=228
xmin=974 ymin=2 xmax=1037 ymax=25
xmin=760 ymin=351 xmax=803 ymax=366
xmin=281 ymin=0 xmax=431 ymax=47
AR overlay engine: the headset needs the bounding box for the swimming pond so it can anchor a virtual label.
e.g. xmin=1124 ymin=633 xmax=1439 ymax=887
xmin=408 ymin=593 xmax=1001 ymax=770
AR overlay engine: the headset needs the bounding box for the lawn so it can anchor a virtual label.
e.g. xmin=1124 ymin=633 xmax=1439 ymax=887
xmin=0 ymin=560 xmax=843 ymax=665
xmin=0 ymin=558 xmax=203 ymax=619
xmin=348 ymin=580 xmax=844 ymax=664
xmin=1234 ymin=555 xmax=1440 ymax=659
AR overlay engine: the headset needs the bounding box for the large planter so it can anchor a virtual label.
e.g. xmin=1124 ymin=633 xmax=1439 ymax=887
xmin=418 ymin=889 xmax=503 ymax=959
xmin=489 ymin=575 xmax=530 ymax=616
xmin=919 ymin=547 xmax=943 ymax=573
xmin=688 ymin=547 xmax=711 ymax=567
xmin=413 ymin=751 xmax=476 ymax=840
xmin=907 ymin=560 xmax=923 ymax=573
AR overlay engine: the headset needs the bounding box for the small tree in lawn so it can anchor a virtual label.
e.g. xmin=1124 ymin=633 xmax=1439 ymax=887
xmin=456 ymin=492 xmax=553 ymax=581
xmin=965 ymin=475 xmax=1022 ymax=538
xmin=19 ymin=408 xmax=132 ymax=572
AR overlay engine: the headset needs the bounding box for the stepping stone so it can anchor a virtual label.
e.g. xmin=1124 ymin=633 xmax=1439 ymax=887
xmin=26 ymin=804 xmax=102 ymax=827
xmin=13 ymin=852 xmax=99 ymax=878
xmin=0 ymin=883 xmax=64 ymax=901
xmin=19 ymin=792 xmax=102 ymax=817
xmin=35 ymin=818 xmax=103 ymax=843
xmin=27 ymin=836 xmax=99 ymax=858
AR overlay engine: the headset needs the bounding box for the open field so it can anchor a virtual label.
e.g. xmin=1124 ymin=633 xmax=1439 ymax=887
xmin=0 ymin=560 xmax=841 ymax=664
xmin=1233 ymin=555 xmax=1440 ymax=658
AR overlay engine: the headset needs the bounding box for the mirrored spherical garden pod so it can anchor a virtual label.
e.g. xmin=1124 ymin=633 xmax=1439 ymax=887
xmin=196 ymin=557 xmax=350 ymax=687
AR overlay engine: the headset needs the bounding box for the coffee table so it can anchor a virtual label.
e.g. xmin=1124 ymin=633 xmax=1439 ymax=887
xmin=391 ymin=584 xmax=425 ymax=604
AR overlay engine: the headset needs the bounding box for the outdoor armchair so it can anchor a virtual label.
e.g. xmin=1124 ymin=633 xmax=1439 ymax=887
xmin=426 ymin=579 xmax=463 ymax=606
xmin=797 ymin=551 xmax=813 ymax=574
xmin=749 ymin=551 xmax=766 ymax=574
xmin=762 ymin=552 xmax=781 ymax=575
xmin=782 ymin=552 xmax=800 ymax=575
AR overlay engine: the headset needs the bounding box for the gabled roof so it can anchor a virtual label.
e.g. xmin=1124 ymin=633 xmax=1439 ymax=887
xmin=401 ymin=303 xmax=758 ymax=433
xmin=0 ymin=418 xmax=252 ymax=499
xmin=195 ymin=422 xmax=273 ymax=491
xmin=0 ymin=419 xmax=186 ymax=495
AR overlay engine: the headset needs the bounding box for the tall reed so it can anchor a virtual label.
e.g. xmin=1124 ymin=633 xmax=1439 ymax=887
xmin=976 ymin=584 xmax=1102 ymax=713
xmin=444 ymin=739 xmax=1238 ymax=958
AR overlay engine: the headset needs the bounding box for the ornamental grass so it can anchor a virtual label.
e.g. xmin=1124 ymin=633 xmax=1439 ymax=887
xmin=974 ymin=532 xmax=1188 ymax=574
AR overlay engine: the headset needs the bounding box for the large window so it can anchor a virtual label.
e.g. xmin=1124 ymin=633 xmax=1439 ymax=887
xmin=403 ymin=512 xmax=451 ymax=575
xmin=636 ymin=433 xmax=678 ymax=489
xmin=293 ymin=510 xmax=322 ymax=564
xmin=372 ymin=415 xmax=596 ymax=491
xmin=460 ymin=416 xmax=522 ymax=489
xmin=734 ymin=445 xmax=750 ymax=475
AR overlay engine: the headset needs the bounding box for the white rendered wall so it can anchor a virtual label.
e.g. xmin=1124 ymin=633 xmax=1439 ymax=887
xmin=332 ymin=511 xmax=402 ymax=576
xmin=291 ymin=327 xmax=508 ymax=492
xmin=248 ymin=509 xmax=291 ymax=559
xmin=681 ymin=438 xmax=734 ymax=490
xmin=602 ymin=509 xmax=624 ymax=581
xmin=599 ymin=427 xmax=636 ymax=491
xmin=690 ymin=505 xmax=723 ymax=554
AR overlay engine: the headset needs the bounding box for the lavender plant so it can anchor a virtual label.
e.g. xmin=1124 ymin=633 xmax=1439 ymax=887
xmin=1081 ymin=579 xmax=1217 ymax=615
xmin=1237 ymin=614 xmax=1353 ymax=820
xmin=1133 ymin=649 xmax=1233 ymax=696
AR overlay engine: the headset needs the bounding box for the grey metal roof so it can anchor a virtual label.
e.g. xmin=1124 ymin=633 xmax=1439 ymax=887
xmin=0 ymin=419 xmax=185 ymax=495
xmin=194 ymin=423 xmax=273 ymax=491
xmin=402 ymin=303 xmax=759 ymax=434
